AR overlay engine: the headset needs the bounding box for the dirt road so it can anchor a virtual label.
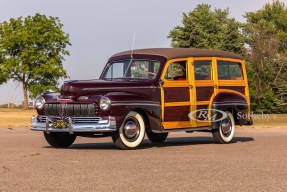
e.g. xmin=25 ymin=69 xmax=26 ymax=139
xmin=0 ymin=127 xmax=286 ymax=192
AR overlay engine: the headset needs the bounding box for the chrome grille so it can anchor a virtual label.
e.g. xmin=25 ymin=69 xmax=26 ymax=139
xmin=44 ymin=103 xmax=97 ymax=117
xmin=37 ymin=115 xmax=102 ymax=124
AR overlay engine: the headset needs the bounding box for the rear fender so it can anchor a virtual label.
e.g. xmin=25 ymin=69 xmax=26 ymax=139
xmin=211 ymin=92 xmax=249 ymax=129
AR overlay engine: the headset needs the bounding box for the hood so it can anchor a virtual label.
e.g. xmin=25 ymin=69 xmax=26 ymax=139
xmin=61 ymin=79 xmax=157 ymax=98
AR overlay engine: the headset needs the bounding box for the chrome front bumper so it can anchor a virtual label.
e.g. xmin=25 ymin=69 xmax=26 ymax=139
xmin=31 ymin=115 xmax=117 ymax=133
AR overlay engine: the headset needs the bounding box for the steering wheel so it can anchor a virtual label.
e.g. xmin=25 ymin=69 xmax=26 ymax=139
xmin=145 ymin=71 xmax=156 ymax=76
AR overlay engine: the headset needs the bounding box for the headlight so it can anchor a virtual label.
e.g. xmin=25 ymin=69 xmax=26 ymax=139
xmin=99 ymin=97 xmax=111 ymax=111
xmin=35 ymin=96 xmax=46 ymax=110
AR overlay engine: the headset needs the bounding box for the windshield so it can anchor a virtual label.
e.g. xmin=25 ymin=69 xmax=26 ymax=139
xmin=102 ymin=59 xmax=160 ymax=80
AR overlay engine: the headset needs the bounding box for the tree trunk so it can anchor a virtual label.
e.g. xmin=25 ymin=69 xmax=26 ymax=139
xmin=23 ymin=82 xmax=29 ymax=110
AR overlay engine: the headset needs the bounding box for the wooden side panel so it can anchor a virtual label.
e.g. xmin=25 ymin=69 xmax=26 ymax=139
xmin=219 ymin=86 xmax=245 ymax=95
xmin=195 ymin=105 xmax=211 ymax=127
xmin=164 ymin=106 xmax=190 ymax=122
xmin=194 ymin=105 xmax=209 ymax=121
xmin=196 ymin=86 xmax=214 ymax=101
xmin=164 ymin=87 xmax=189 ymax=102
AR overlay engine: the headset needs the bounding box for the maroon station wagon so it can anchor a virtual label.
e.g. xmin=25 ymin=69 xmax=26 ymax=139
xmin=31 ymin=48 xmax=252 ymax=149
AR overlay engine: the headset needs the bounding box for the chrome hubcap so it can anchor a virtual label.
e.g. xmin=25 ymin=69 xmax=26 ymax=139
xmin=123 ymin=120 xmax=139 ymax=140
xmin=221 ymin=118 xmax=232 ymax=136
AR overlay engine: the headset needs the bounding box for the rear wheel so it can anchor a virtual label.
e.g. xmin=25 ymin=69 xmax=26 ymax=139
xmin=147 ymin=131 xmax=168 ymax=143
xmin=44 ymin=132 xmax=76 ymax=148
xmin=212 ymin=111 xmax=235 ymax=144
xmin=112 ymin=111 xmax=145 ymax=150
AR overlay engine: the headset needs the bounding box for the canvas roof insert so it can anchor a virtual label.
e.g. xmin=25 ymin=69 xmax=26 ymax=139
xmin=111 ymin=48 xmax=243 ymax=60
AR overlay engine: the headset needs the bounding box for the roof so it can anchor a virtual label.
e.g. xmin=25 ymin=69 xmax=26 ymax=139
xmin=111 ymin=48 xmax=243 ymax=60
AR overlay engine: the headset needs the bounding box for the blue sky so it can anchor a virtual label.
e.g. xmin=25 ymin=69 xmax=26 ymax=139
xmin=0 ymin=0 xmax=284 ymax=104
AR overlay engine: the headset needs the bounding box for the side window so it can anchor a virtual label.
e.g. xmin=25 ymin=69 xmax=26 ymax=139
xmin=229 ymin=63 xmax=243 ymax=80
xmin=217 ymin=61 xmax=243 ymax=80
xmin=217 ymin=61 xmax=229 ymax=79
xmin=194 ymin=60 xmax=212 ymax=80
xmin=165 ymin=61 xmax=187 ymax=80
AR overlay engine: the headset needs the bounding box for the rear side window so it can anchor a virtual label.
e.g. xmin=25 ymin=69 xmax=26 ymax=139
xmin=217 ymin=61 xmax=243 ymax=80
xmin=194 ymin=60 xmax=212 ymax=80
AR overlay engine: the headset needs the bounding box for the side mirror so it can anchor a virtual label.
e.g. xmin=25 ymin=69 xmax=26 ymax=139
xmin=159 ymin=79 xmax=164 ymax=86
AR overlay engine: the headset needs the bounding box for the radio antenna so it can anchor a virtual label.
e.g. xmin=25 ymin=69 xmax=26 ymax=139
xmin=131 ymin=32 xmax=136 ymax=59
xmin=124 ymin=32 xmax=136 ymax=77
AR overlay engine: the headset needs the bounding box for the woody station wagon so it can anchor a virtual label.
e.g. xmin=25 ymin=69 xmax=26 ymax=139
xmin=31 ymin=48 xmax=251 ymax=149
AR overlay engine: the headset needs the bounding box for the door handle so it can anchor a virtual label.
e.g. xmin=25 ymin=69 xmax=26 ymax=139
xmin=214 ymin=85 xmax=218 ymax=89
xmin=189 ymin=85 xmax=194 ymax=89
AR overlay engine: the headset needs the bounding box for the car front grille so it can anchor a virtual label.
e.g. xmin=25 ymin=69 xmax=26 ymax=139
xmin=44 ymin=103 xmax=98 ymax=117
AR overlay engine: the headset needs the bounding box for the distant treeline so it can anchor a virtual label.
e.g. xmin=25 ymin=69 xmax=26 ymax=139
xmin=0 ymin=104 xmax=24 ymax=108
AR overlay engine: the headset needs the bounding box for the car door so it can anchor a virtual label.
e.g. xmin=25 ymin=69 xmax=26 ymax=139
xmin=160 ymin=58 xmax=196 ymax=129
xmin=192 ymin=58 xmax=217 ymax=127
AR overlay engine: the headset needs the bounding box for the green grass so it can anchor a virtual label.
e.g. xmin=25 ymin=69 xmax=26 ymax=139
xmin=0 ymin=108 xmax=36 ymax=127
xmin=251 ymin=114 xmax=287 ymax=127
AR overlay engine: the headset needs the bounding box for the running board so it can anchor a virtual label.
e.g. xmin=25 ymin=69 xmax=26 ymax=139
xmin=153 ymin=127 xmax=212 ymax=133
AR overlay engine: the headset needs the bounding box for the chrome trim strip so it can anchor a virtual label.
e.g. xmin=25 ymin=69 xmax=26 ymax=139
xmin=111 ymin=103 xmax=160 ymax=107
xmin=83 ymin=86 xmax=157 ymax=91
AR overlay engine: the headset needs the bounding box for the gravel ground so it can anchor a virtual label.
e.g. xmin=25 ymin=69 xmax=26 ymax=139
xmin=0 ymin=127 xmax=286 ymax=192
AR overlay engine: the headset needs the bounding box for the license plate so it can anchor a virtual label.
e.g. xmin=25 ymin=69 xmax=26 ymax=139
xmin=53 ymin=120 xmax=67 ymax=129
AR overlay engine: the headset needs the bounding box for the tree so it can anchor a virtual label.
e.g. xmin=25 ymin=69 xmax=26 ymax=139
xmin=0 ymin=52 xmax=8 ymax=83
xmin=0 ymin=13 xmax=70 ymax=109
xmin=168 ymin=4 xmax=245 ymax=54
xmin=244 ymin=0 xmax=287 ymax=113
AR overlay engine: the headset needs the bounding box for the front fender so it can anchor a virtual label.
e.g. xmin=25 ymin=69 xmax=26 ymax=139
xmin=37 ymin=92 xmax=60 ymax=115
xmin=99 ymin=91 xmax=161 ymax=131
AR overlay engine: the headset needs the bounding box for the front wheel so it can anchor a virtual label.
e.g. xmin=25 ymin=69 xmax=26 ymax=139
xmin=212 ymin=111 xmax=235 ymax=144
xmin=112 ymin=111 xmax=145 ymax=150
xmin=44 ymin=132 xmax=77 ymax=148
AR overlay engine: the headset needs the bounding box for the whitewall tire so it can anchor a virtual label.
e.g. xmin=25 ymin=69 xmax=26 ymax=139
xmin=212 ymin=111 xmax=235 ymax=144
xmin=112 ymin=111 xmax=145 ymax=149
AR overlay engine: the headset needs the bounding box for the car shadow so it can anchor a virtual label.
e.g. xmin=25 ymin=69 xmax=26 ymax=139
xmin=140 ymin=136 xmax=254 ymax=149
xmin=43 ymin=136 xmax=254 ymax=150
